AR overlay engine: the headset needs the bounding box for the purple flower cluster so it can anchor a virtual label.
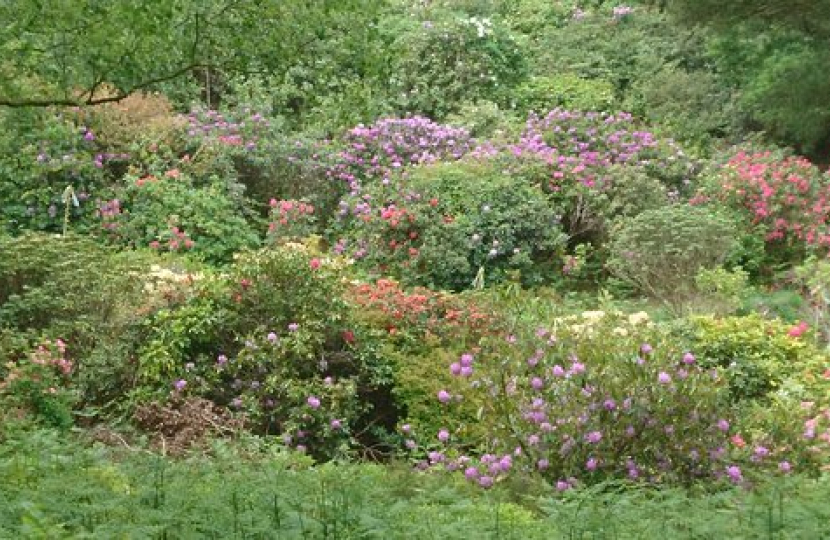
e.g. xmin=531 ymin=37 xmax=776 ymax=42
xmin=612 ymin=6 xmax=635 ymax=19
xmin=184 ymin=108 xmax=269 ymax=150
xmin=35 ymin=125 xmax=129 ymax=171
xmin=404 ymin=322 xmax=800 ymax=490
xmin=327 ymin=117 xmax=473 ymax=211
xmin=489 ymin=108 xmax=692 ymax=193
xmin=97 ymin=198 xmax=122 ymax=231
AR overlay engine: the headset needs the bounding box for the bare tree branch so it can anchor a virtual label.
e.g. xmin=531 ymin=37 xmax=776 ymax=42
xmin=0 ymin=62 xmax=207 ymax=108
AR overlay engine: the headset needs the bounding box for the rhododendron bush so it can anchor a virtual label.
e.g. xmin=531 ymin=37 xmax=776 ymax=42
xmin=698 ymin=151 xmax=830 ymax=264
xmin=325 ymin=110 xmax=700 ymax=288
xmin=99 ymin=168 xmax=259 ymax=263
xmin=347 ymin=278 xmax=493 ymax=342
xmin=133 ymin=245 xmax=406 ymax=459
xmin=483 ymin=109 xmax=697 ymax=248
xmin=336 ymin=159 xmax=568 ymax=289
xmin=403 ymin=310 xmax=829 ymax=488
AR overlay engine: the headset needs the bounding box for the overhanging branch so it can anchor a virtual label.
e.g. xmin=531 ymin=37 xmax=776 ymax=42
xmin=0 ymin=62 xmax=207 ymax=108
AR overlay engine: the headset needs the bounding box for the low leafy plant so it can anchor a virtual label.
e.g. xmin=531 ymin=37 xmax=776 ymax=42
xmin=692 ymin=266 xmax=753 ymax=316
xmin=446 ymin=99 xmax=522 ymax=139
xmin=792 ymin=257 xmax=830 ymax=346
xmin=684 ymin=314 xmax=830 ymax=402
xmin=514 ymin=74 xmax=615 ymax=115
xmin=0 ymin=339 xmax=75 ymax=429
xmin=6 ymin=429 xmax=830 ymax=538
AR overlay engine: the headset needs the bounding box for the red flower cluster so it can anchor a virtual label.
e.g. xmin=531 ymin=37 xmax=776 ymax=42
xmin=377 ymin=205 xmax=421 ymax=259
xmin=149 ymin=226 xmax=195 ymax=251
xmin=266 ymin=199 xmax=315 ymax=240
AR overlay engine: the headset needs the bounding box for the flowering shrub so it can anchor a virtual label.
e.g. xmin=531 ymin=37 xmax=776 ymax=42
xmin=499 ymin=0 xmax=591 ymax=34
xmin=611 ymin=6 xmax=635 ymax=20
xmin=265 ymin=198 xmax=316 ymax=244
xmin=101 ymin=170 xmax=260 ymax=263
xmin=136 ymin=246 xmax=399 ymax=459
xmin=330 ymin=117 xmax=474 ymax=191
xmin=331 ymin=110 xmax=695 ymax=288
xmin=235 ymin=134 xmax=347 ymax=226
xmin=185 ymin=329 xmax=363 ymax=460
xmin=136 ymin=245 xmax=340 ymax=388
xmin=345 ymin=278 xmax=499 ymax=445
xmin=508 ymin=109 xmax=696 ymax=195
xmin=392 ymin=346 xmax=494 ymax=451
xmin=339 ymin=160 xmax=568 ymax=289
xmin=260 ymin=117 xmax=475 ymax=236
xmin=0 ymin=339 xmax=75 ymax=428
xmin=347 ymin=278 xmax=492 ymax=343
xmin=0 ymin=232 xmax=202 ymax=413
xmin=0 ymin=108 xmax=120 ymax=234
xmin=700 ymin=151 xmax=830 ymax=262
xmin=183 ymin=107 xmax=272 ymax=152
xmin=404 ymin=310 xmax=801 ymax=488
xmin=137 ymin=264 xmax=208 ymax=317
xmin=462 ymin=110 xmax=692 ymax=273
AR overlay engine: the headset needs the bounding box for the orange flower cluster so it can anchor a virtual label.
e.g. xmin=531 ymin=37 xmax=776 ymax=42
xmin=348 ymin=278 xmax=492 ymax=338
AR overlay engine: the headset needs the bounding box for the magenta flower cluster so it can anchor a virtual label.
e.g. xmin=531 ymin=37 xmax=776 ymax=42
xmin=475 ymin=108 xmax=694 ymax=194
xmin=184 ymin=108 xmax=270 ymax=151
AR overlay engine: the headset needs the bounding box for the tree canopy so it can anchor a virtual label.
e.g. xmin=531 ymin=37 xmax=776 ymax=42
xmin=656 ymin=0 xmax=830 ymax=39
xmin=0 ymin=0 xmax=379 ymax=107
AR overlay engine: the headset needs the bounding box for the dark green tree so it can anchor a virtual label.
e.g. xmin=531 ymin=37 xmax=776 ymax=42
xmin=653 ymin=0 xmax=830 ymax=154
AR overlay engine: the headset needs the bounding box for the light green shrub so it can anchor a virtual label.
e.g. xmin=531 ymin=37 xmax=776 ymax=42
xmin=607 ymin=205 xmax=738 ymax=309
xmin=514 ymin=74 xmax=615 ymax=114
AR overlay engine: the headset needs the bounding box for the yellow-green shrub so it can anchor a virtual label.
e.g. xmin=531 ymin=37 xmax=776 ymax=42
xmin=391 ymin=345 xmax=491 ymax=447
xmin=687 ymin=315 xmax=830 ymax=402
xmin=514 ymin=74 xmax=615 ymax=114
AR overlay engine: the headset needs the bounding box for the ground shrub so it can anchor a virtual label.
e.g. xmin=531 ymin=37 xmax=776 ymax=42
xmin=101 ymin=168 xmax=260 ymax=263
xmin=514 ymin=74 xmax=615 ymax=115
xmin=684 ymin=314 xmax=830 ymax=402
